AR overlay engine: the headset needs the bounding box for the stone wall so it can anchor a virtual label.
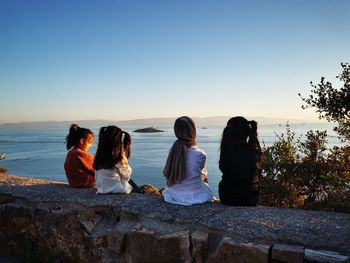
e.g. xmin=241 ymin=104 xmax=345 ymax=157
xmin=0 ymin=174 xmax=349 ymax=263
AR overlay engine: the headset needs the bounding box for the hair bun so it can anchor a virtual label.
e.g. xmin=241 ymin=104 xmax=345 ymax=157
xmin=70 ymin=124 xmax=79 ymax=130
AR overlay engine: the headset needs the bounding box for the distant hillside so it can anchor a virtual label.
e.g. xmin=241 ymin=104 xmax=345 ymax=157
xmin=0 ymin=116 xmax=322 ymax=129
xmin=0 ymin=120 xmax=113 ymax=129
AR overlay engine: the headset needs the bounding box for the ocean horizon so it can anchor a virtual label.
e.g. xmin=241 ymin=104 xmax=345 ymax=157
xmin=0 ymin=123 xmax=342 ymax=196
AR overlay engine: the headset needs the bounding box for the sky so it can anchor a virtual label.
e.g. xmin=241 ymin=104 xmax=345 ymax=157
xmin=0 ymin=0 xmax=349 ymax=124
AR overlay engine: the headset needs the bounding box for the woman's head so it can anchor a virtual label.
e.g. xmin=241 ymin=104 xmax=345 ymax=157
xmin=93 ymin=125 xmax=131 ymax=170
xmin=221 ymin=116 xmax=260 ymax=150
xmin=226 ymin=116 xmax=251 ymax=142
xmin=65 ymin=124 xmax=94 ymax=151
xmin=174 ymin=116 xmax=196 ymax=147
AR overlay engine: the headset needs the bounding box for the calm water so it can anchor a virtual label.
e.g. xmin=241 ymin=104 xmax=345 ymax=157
xmin=0 ymin=123 xmax=341 ymax=196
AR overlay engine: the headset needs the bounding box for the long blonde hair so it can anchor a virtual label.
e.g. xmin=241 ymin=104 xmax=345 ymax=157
xmin=163 ymin=116 xmax=196 ymax=186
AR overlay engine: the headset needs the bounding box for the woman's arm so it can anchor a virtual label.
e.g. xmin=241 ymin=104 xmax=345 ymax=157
xmin=78 ymin=151 xmax=95 ymax=176
xmin=201 ymin=167 xmax=208 ymax=183
xmin=117 ymin=161 xmax=132 ymax=181
xmin=198 ymin=150 xmax=209 ymax=183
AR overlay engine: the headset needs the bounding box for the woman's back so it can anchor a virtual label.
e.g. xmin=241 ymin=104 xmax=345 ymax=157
xmin=168 ymin=146 xmax=207 ymax=190
xmin=220 ymin=144 xmax=260 ymax=184
xmin=64 ymin=147 xmax=95 ymax=188
xmin=95 ymin=162 xmax=133 ymax=194
xmin=163 ymin=146 xmax=213 ymax=205
xmin=219 ymin=144 xmax=261 ymax=206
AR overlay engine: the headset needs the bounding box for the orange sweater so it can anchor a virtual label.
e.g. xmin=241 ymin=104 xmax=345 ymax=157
xmin=64 ymin=147 xmax=95 ymax=188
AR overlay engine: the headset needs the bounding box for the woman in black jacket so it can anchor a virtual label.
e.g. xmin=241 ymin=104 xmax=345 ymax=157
xmin=218 ymin=116 xmax=263 ymax=206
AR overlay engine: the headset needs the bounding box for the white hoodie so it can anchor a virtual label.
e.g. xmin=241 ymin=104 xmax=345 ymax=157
xmin=95 ymin=159 xmax=133 ymax=194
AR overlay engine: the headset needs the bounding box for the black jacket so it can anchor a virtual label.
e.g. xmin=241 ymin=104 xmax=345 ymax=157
xmin=219 ymin=143 xmax=261 ymax=206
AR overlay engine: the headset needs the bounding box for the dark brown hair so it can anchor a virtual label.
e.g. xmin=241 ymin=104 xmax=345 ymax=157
xmin=93 ymin=126 xmax=131 ymax=170
xmin=219 ymin=116 xmax=262 ymax=168
xmin=220 ymin=116 xmax=260 ymax=150
xmin=65 ymin=124 xmax=94 ymax=150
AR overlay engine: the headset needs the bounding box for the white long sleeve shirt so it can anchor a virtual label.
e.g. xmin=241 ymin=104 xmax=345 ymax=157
xmin=95 ymin=161 xmax=133 ymax=194
xmin=163 ymin=146 xmax=214 ymax=205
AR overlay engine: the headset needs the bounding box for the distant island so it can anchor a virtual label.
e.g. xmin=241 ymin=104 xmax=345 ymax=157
xmin=133 ymin=127 xmax=164 ymax=133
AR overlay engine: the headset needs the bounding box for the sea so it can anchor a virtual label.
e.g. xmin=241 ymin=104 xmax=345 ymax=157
xmin=0 ymin=123 xmax=342 ymax=196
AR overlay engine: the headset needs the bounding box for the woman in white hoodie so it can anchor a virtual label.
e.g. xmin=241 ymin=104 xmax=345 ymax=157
xmin=162 ymin=116 xmax=214 ymax=205
xmin=93 ymin=125 xmax=136 ymax=194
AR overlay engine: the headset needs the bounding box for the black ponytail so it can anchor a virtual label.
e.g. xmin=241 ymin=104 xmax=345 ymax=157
xmin=65 ymin=124 xmax=93 ymax=150
xmin=93 ymin=126 xmax=132 ymax=170
xmin=248 ymin=120 xmax=264 ymax=171
xmin=248 ymin=120 xmax=261 ymax=151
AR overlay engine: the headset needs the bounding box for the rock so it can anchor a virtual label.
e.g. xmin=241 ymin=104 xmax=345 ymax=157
xmin=271 ymin=243 xmax=304 ymax=263
xmin=207 ymin=237 xmax=271 ymax=263
xmin=1 ymin=174 xmax=350 ymax=262
xmin=127 ymin=227 xmax=191 ymax=263
xmin=304 ymin=249 xmax=349 ymax=263
xmin=133 ymin=127 xmax=164 ymax=133
xmin=191 ymin=230 xmax=209 ymax=262
xmin=0 ymin=194 xmax=15 ymax=204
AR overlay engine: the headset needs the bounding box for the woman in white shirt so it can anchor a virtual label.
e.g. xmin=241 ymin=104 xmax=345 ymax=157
xmin=162 ymin=116 xmax=214 ymax=205
xmin=93 ymin=126 xmax=134 ymax=194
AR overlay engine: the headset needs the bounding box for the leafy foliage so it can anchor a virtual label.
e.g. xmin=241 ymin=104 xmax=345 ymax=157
xmin=260 ymin=126 xmax=350 ymax=212
xmin=299 ymin=63 xmax=350 ymax=141
xmin=261 ymin=63 xmax=350 ymax=212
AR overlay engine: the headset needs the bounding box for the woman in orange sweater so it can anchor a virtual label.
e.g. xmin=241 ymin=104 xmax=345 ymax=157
xmin=64 ymin=124 xmax=95 ymax=188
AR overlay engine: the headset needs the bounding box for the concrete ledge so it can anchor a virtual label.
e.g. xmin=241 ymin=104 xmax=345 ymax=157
xmin=0 ymin=174 xmax=349 ymax=262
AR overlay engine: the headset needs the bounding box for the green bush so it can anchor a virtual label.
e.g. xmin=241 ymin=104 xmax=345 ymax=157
xmin=260 ymin=125 xmax=350 ymax=212
xmin=261 ymin=63 xmax=350 ymax=212
xmin=299 ymin=62 xmax=350 ymax=141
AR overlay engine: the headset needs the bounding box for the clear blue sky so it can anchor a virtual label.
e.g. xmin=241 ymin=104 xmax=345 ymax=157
xmin=0 ymin=0 xmax=349 ymax=123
